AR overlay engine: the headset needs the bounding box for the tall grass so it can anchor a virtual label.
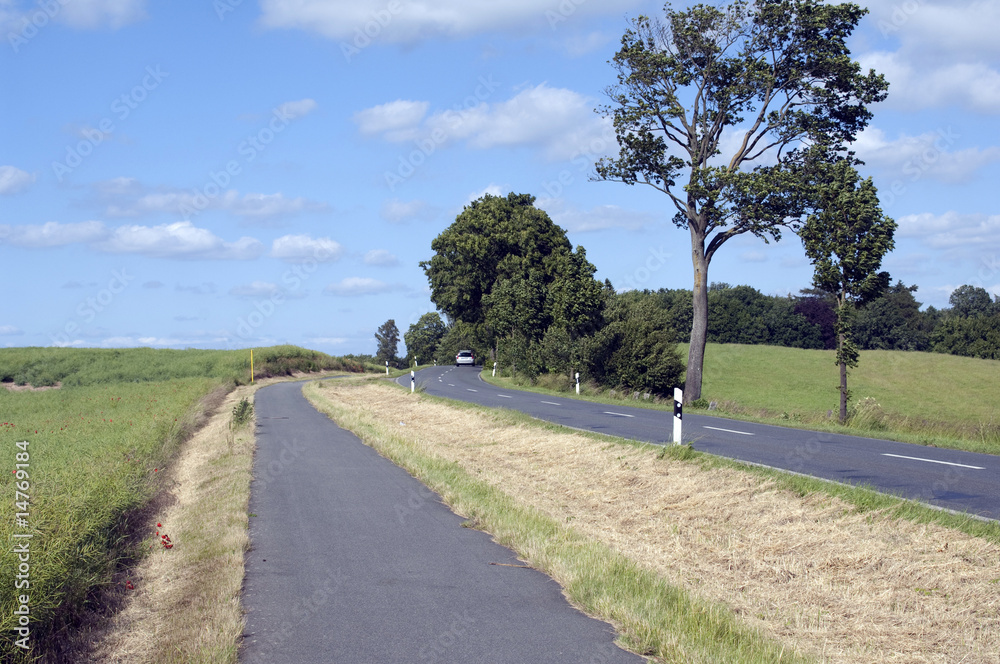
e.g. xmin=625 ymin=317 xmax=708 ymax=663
xmin=0 ymin=345 xmax=363 ymax=388
xmin=0 ymin=345 xmax=363 ymax=662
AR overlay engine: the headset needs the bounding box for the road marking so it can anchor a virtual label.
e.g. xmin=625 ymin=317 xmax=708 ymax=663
xmin=882 ymin=453 xmax=985 ymax=470
xmin=541 ymin=401 xmax=561 ymax=406
xmin=497 ymin=394 xmax=512 ymax=399
xmin=604 ymin=411 xmax=634 ymax=418
xmin=467 ymin=388 xmax=478 ymax=392
xmin=448 ymin=384 xmax=455 ymax=387
xmin=703 ymin=426 xmax=755 ymax=436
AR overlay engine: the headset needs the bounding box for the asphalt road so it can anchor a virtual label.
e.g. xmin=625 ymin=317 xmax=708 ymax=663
xmin=241 ymin=379 xmax=647 ymax=664
xmin=397 ymin=366 xmax=1000 ymax=521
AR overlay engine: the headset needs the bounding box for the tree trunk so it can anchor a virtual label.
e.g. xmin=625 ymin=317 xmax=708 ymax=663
xmin=685 ymin=236 xmax=709 ymax=404
xmin=838 ymin=333 xmax=848 ymax=424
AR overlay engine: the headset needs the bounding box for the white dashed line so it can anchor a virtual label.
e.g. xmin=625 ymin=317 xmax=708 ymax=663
xmin=467 ymin=388 xmax=478 ymax=392
xmin=604 ymin=411 xmax=634 ymax=418
xmin=703 ymin=426 xmax=754 ymax=436
xmin=882 ymin=453 xmax=985 ymax=470
xmin=541 ymin=401 xmax=561 ymax=406
xmin=497 ymin=394 xmax=512 ymax=399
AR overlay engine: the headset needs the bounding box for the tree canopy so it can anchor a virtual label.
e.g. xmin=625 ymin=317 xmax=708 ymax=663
xmin=595 ymin=0 xmax=888 ymax=402
xmin=800 ymin=159 xmax=895 ymax=422
xmin=420 ymin=193 xmax=604 ymax=355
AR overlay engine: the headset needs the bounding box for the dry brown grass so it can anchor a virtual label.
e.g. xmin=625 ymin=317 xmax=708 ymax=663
xmin=84 ymin=382 xmax=259 ymax=663
xmin=309 ymin=379 xmax=1000 ymax=664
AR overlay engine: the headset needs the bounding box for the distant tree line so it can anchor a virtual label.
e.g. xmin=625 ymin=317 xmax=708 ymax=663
xmin=657 ymin=281 xmax=1000 ymax=360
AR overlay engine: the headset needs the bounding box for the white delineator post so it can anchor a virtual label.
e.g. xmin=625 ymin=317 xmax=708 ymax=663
xmin=410 ymin=370 xmax=415 ymax=393
xmin=385 ymin=360 xmax=389 ymax=375
xmin=575 ymin=372 xmax=580 ymax=395
xmin=492 ymin=361 xmax=497 ymax=377
xmin=673 ymin=388 xmax=683 ymax=445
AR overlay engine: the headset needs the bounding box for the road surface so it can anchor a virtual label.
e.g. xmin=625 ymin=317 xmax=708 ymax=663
xmin=397 ymin=366 xmax=1000 ymax=521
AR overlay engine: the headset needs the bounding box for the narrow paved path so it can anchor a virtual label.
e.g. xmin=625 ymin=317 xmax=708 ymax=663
xmin=241 ymin=380 xmax=646 ymax=664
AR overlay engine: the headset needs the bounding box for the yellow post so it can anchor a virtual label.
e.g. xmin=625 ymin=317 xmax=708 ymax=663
xmin=250 ymin=349 xmax=254 ymax=383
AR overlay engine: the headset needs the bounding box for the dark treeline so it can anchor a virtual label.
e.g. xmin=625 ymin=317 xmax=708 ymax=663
xmin=655 ymin=281 xmax=1000 ymax=360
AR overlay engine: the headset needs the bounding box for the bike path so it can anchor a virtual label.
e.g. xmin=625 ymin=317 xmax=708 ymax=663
xmin=241 ymin=379 xmax=646 ymax=664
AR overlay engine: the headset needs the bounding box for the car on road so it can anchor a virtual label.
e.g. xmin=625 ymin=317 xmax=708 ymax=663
xmin=455 ymin=350 xmax=475 ymax=367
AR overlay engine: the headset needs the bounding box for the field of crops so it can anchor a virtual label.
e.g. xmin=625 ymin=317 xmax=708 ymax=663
xmin=0 ymin=346 xmax=359 ymax=661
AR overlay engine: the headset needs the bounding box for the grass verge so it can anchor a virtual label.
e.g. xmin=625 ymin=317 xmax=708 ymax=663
xmin=83 ymin=382 xmax=260 ymax=663
xmin=304 ymin=377 xmax=1000 ymax=664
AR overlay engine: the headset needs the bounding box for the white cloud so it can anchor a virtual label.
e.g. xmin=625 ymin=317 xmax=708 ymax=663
xmin=363 ymin=249 xmax=399 ymax=266
xmin=1 ymin=0 xmax=145 ymax=32
xmin=270 ymin=234 xmax=343 ymax=262
xmin=59 ymin=0 xmax=147 ymax=29
xmin=0 ymin=325 xmax=23 ymax=336
xmin=853 ymin=126 xmax=1000 ymax=184
xmin=859 ymin=51 xmax=1000 ymax=114
xmin=466 ymin=184 xmax=504 ymax=204
xmin=324 ymin=277 xmax=394 ymax=296
xmin=354 ymin=100 xmax=429 ymax=140
xmin=357 ymin=84 xmax=614 ymax=162
xmin=276 ymin=98 xmax=318 ymax=120
xmin=0 ymin=221 xmax=108 ymax=247
xmin=536 ymin=198 xmax=654 ymax=233
xmin=92 ymin=179 xmax=328 ymax=221
xmin=896 ymin=212 xmax=1000 ymax=266
xmin=258 ymin=0 xmax=637 ymax=43
xmin=0 ymin=166 xmax=35 ymax=194
xmin=95 ymin=221 xmax=264 ymax=260
xmin=379 ymin=198 xmax=436 ymax=223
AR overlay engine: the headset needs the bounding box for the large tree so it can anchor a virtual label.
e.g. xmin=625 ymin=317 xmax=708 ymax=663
xmin=800 ymin=159 xmax=895 ymax=423
xmin=404 ymin=312 xmax=446 ymax=365
xmin=421 ymin=193 xmax=604 ymax=358
xmin=595 ymin=0 xmax=888 ymax=402
xmin=374 ymin=319 xmax=400 ymax=367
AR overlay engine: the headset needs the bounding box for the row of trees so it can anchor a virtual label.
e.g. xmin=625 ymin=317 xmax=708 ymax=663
xmin=655 ymin=282 xmax=1000 ymax=359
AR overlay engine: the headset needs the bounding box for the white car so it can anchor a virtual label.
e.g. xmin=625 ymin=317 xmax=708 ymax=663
xmin=455 ymin=350 xmax=475 ymax=367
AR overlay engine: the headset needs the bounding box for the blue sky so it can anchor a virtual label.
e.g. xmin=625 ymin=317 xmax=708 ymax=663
xmin=1 ymin=0 xmax=998 ymax=356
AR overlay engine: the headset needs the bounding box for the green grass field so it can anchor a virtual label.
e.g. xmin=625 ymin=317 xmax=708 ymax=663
xmin=0 ymin=345 xmax=362 ymax=661
xmin=694 ymin=344 xmax=1000 ymax=448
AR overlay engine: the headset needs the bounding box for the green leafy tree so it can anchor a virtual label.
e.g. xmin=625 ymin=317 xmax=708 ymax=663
xmin=421 ymin=193 xmax=603 ymax=359
xmin=854 ymin=281 xmax=932 ymax=351
xmin=948 ymin=285 xmax=996 ymax=319
xmin=800 ymin=160 xmax=895 ymax=423
xmin=932 ymin=314 xmax=1000 ymax=360
xmin=583 ymin=291 xmax=685 ymax=395
xmin=595 ymin=0 xmax=888 ymax=402
xmin=404 ymin=313 xmax=446 ymax=366
xmin=374 ymin=319 xmax=400 ymax=368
